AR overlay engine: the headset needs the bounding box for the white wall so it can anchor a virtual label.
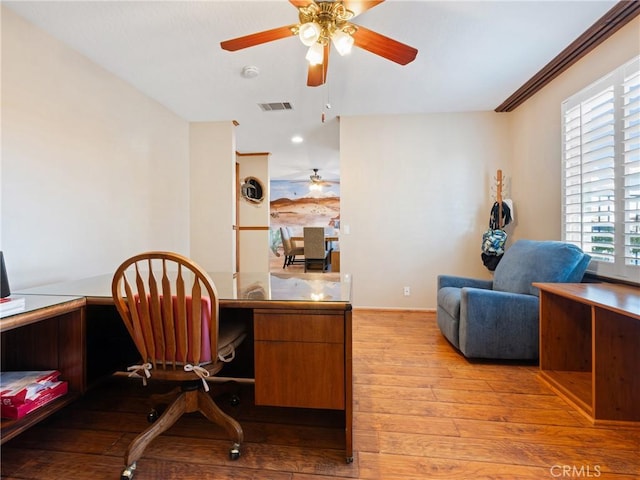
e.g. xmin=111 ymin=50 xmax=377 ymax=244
xmin=3 ymin=7 xmax=636 ymax=306
xmin=509 ymin=18 xmax=640 ymax=241
xmin=237 ymin=153 xmax=270 ymax=272
xmin=339 ymin=18 xmax=639 ymax=309
xmin=1 ymin=8 xmax=190 ymax=289
xmin=189 ymin=122 xmax=237 ymax=272
xmin=340 ymin=112 xmax=510 ymax=308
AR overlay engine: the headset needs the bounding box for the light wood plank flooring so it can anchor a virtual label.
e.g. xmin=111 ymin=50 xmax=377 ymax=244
xmin=2 ymin=310 xmax=639 ymax=479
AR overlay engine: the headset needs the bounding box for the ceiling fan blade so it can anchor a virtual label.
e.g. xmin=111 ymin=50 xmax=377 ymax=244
xmin=307 ymin=44 xmax=330 ymax=87
xmin=342 ymin=0 xmax=385 ymax=17
xmin=220 ymin=25 xmax=297 ymax=51
xmin=352 ymin=24 xmax=418 ymax=65
xmin=289 ymin=0 xmax=313 ymax=8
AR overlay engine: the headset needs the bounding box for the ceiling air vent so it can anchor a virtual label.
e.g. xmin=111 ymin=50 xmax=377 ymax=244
xmin=258 ymin=102 xmax=293 ymax=112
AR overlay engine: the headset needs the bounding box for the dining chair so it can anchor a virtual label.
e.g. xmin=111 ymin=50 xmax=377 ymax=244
xmin=280 ymin=226 xmax=304 ymax=268
xmin=303 ymin=227 xmax=331 ymax=272
xmin=112 ymin=251 xmax=245 ymax=480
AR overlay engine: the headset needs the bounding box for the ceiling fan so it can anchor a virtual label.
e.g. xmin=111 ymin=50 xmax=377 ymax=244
xmin=220 ymin=0 xmax=418 ymax=87
xmin=308 ymin=168 xmax=338 ymax=190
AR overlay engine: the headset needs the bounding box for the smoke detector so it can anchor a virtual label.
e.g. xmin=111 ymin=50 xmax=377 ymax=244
xmin=241 ymin=65 xmax=260 ymax=78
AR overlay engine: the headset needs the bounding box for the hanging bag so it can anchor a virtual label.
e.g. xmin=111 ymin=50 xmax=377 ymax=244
xmin=481 ymin=201 xmax=510 ymax=271
xmin=482 ymin=227 xmax=507 ymax=256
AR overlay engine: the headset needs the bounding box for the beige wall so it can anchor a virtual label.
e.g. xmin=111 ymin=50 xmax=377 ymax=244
xmin=2 ymin=7 xmax=636 ymax=307
xmin=509 ymin=17 xmax=640 ymax=242
xmin=189 ymin=122 xmax=236 ymax=272
xmin=339 ymin=18 xmax=639 ymax=309
xmin=237 ymin=153 xmax=270 ymax=272
xmin=340 ymin=112 xmax=510 ymax=308
xmin=1 ymin=8 xmax=190 ymax=289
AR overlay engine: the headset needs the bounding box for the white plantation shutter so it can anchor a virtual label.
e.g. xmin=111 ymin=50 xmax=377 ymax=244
xmin=622 ymin=62 xmax=640 ymax=268
xmin=562 ymin=56 xmax=640 ymax=282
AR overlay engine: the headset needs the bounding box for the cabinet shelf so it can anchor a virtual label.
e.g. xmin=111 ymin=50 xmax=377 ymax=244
xmin=539 ymin=370 xmax=592 ymax=417
xmin=1 ymin=295 xmax=86 ymax=444
xmin=1 ymin=392 xmax=80 ymax=444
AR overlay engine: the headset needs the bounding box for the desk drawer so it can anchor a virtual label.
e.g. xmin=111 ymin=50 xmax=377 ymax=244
xmin=253 ymin=310 xmax=345 ymax=409
xmin=255 ymin=341 xmax=344 ymax=409
xmin=254 ymin=310 xmax=343 ymax=343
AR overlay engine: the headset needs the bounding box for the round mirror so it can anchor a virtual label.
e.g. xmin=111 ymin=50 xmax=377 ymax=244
xmin=240 ymin=176 xmax=265 ymax=204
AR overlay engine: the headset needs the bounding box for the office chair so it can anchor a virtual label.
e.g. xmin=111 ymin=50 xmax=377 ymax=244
xmin=112 ymin=252 xmax=245 ymax=480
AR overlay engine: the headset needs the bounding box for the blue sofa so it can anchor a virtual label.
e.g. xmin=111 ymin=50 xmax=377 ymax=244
xmin=437 ymin=239 xmax=591 ymax=360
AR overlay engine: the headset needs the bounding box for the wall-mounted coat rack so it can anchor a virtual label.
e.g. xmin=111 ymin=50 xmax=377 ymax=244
xmin=491 ymin=169 xmax=512 ymax=229
xmin=496 ymin=169 xmax=504 ymax=227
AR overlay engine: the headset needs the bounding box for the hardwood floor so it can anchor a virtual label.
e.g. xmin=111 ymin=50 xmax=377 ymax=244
xmin=2 ymin=310 xmax=639 ymax=479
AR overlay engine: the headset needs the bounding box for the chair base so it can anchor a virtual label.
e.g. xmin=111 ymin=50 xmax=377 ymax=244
xmin=304 ymin=255 xmax=330 ymax=272
xmin=283 ymin=255 xmax=305 ymax=268
xmin=123 ymin=381 xmax=243 ymax=475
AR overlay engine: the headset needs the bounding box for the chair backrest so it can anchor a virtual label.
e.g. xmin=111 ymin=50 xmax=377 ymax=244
xmin=304 ymin=227 xmax=327 ymax=259
xmin=280 ymin=227 xmax=293 ymax=255
xmin=111 ymin=251 xmax=219 ymax=369
xmin=493 ymin=240 xmax=591 ymax=296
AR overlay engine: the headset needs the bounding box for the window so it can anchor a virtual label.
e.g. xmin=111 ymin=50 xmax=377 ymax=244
xmin=562 ymin=56 xmax=640 ymax=283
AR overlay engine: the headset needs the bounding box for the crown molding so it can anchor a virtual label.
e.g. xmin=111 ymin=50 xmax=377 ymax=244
xmin=495 ymin=1 xmax=640 ymax=112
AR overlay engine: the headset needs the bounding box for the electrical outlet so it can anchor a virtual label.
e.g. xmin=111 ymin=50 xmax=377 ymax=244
xmin=403 ymin=286 xmax=411 ymax=296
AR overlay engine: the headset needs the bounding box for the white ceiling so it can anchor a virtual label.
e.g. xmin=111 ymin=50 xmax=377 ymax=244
xmin=3 ymin=0 xmax=618 ymax=181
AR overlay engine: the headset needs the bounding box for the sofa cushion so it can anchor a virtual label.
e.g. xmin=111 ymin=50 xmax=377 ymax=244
xmin=493 ymin=239 xmax=590 ymax=296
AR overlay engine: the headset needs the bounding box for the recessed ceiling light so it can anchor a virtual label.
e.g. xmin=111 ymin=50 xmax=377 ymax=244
xmin=291 ymin=136 xmax=303 ymax=144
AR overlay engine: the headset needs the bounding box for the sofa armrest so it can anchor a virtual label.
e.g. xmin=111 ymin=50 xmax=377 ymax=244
xmin=459 ymin=287 xmax=540 ymax=359
xmin=438 ymin=275 xmax=493 ymax=290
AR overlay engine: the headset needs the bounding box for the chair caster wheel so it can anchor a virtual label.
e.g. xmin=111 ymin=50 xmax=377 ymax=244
xmin=346 ymin=456 xmax=353 ymax=464
xmin=121 ymin=462 xmax=136 ymax=480
xmin=147 ymin=409 xmax=158 ymax=423
xmin=229 ymin=394 xmax=240 ymax=407
xmin=229 ymin=443 xmax=241 ymax=460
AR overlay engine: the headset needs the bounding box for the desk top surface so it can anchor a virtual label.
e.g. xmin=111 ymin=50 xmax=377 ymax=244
xmin=18 ymin=272 xmax=352 ymax=306
xmin=0 ymin=294 xmax=85 ymax=329
xmin=534 ymin=282 xmax=639 ymax=318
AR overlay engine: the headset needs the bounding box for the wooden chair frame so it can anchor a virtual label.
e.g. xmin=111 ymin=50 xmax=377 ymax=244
xmin=112 ymin=251 xmax=243 ymax=479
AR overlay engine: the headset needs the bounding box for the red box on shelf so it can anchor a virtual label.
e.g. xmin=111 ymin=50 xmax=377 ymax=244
xmin=1 ymin=381 xmax=68 ymax=419
xmin=0 ymin=370 xmax=62 ymax=406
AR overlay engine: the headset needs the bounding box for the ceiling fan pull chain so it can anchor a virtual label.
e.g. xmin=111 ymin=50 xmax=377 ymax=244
xmin=322 ymin=79 xmax=331 ymax=123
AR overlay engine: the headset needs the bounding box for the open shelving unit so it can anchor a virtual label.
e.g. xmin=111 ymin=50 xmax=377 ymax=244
xmin=1 ymin=295 xmax=86 ymax=444
xmin=536 ymin=282 xmax=640 ymax=425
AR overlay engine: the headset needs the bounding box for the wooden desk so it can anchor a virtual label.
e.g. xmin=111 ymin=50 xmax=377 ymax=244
xmin=18 ymin=272 xmax=354 ymax=462
xmin=535 ymin=282 xmax=640 ymax=425
xmin=1 ymin=295 xmax=86 ymax=444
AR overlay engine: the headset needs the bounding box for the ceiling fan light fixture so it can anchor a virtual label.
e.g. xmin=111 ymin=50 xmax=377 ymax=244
xmin=332 ymin=29 xmax=354 ymax=56
xmin=306 ymin=42 xmax=324 ymax=65
xmin=298 ymin=21 xmax=321 ymax=46
xmin=309 ymin=168 xmax=323 ymax=190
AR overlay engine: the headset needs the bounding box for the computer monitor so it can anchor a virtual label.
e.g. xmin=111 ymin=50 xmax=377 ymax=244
xmin=1 ymin=251 xmax=10 ymax=298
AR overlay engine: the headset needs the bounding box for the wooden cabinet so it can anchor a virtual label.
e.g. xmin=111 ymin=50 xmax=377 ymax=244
xmin=254 ymin=309 xmax=346 ymax=410
xmin=536 ymin=283 xmax=640 ymax=425
xmin=1 ymin=295 xmax=86 ymax=443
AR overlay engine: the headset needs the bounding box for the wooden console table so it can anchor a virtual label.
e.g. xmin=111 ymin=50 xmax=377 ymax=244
xmin=1 ymin=295 xmax=86 ymax=444
xmin=535 ymin=282 xmax=639 ymax=425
